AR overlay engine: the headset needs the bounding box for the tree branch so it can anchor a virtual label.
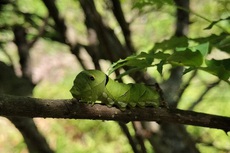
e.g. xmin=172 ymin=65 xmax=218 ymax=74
xmin=188 ymin=80 xmax=220 ymax=110
xmin=0 ymin=95 xmax=230 ymax=132
xmin=118 ymin=122 xmax=141 ymax=153
xmin=110 ymin=0 xmax=135 ymax=53
xmin=8 ymin=117 xmax=54 ymax=153
xmin=42 ymin=0 xmax=67 ymax=43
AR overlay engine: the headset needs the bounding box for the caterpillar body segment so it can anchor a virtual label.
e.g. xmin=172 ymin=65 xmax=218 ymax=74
xmin=70 ymin=70 xmax=160 ymax=110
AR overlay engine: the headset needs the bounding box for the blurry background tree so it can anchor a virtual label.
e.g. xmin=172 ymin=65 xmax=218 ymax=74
xmin=0 ymin=0 xmax=229 ymax=153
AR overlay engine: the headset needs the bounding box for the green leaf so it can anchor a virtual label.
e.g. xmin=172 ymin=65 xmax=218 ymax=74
xmin=108 ymin=52 xmax=153 ymax=75
xmin=217 ymin=36 xmax=230 ymax=53
xmin=200 ymin=59 xmax=230 ymax=82
xmin=156 ymin=60 xmax=165 ymax=75
xmin=108 ymin=51 xmax=173 ymax=75
xmin=192 ymin=33 xmax=229 ymax=53
xmin=108 ymin=59 xmax=128 ymax=75
xmin=190 ymin=42 xmax=210 ymax=56
xmin=151 ymin=36 xmax=188 ymax=51
xmin=133 ymin=0 xmax=175 ymax=9
xmin=108 ymin=40 xmax=229 ymax=83
xmin=206 ymin=59 xmax=230 ymax=71
xmin=152 ymin=51 xmax=171 ymax=59
xmin=167 ymin=49 xmax=203 ymax=67
xmin=176 ymin=42 xmax=210 ymax=56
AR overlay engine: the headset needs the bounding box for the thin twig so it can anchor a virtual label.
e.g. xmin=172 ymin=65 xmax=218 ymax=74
xmin=132 ymin=121 xmax=147 ymax=153
xmin=110 ymin=0 xmax=135 ymax=53
xmin=28 ymin=16 xmax=49 ymax=49
xmin=177 ymin=70 xmax=197 ymax=103
xmin=118 ymin=122 xmax=141 ymax=153
xmin=188 ymin=80 xmax=220 ymax=110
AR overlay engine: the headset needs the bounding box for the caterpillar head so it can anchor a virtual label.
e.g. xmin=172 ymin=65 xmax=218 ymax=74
xmin=70 ymin=70 xmax=108 ymax=102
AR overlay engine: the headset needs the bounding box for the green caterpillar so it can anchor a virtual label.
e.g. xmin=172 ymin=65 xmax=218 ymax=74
xmin=70 ymin=70 xmax=160 ymax=109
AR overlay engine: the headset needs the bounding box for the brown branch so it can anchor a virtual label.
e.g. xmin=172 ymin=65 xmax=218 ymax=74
xmin=79 ymin=0 xmax=130 ymax=62
xmin=13 ymin=25 xmax=30 ymax=77
xmin=110 ymin=0 xmax=135 ymax=53
xmin=8 ymin=117 xmax=54 ymax=153
xmin=132 ymin=121 xmax=147 ymax=153
xmin=0 ymin=95 xmax=230 ymax=132
xmin=118 ymin=122 xmax=141 ymax=153
xmin=42 ymin=0 xmax=67 ymax=43
xmin=174 ymin=0 xmax=190 ymax=36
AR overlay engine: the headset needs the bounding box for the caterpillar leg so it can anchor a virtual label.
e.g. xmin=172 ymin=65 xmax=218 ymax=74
xmin=116 ymin=101 xmax=128 ymax=111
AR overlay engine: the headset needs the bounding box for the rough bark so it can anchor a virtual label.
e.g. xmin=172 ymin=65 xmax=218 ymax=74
xmin=0 ymin=95 xmax=229 ymax=132
xmin=0 ymin=63 xmax=54 ymax=153
xmin=79 ymin=0 xmax=130 ymax=63
xmin=42 ymin=0 xmax=67 ymax=43
xmin=110 ymin=0 xmax=135 ymax=53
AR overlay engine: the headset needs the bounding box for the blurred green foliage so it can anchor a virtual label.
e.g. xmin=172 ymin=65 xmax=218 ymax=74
xmin=0 ymin=0 xmax=229 ymax=153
